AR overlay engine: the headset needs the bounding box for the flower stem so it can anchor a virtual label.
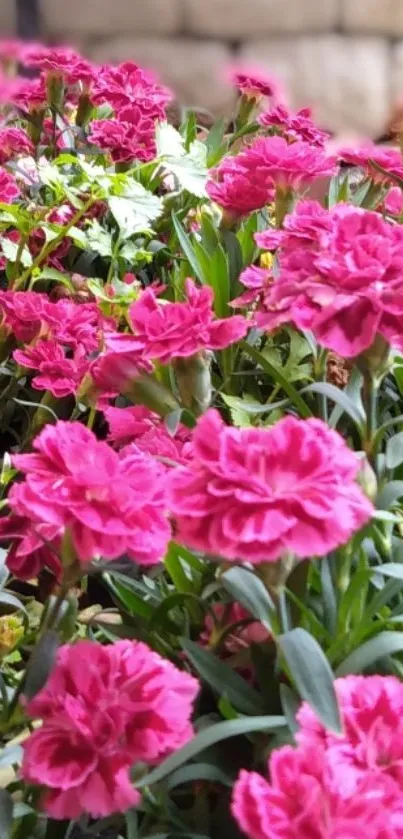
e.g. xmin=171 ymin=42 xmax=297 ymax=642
xmin=362 ymin=371 xmax=378 ymax=464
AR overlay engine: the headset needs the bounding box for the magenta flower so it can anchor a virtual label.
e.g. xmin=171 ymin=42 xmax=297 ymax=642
xmin=12 ymin=75 xmax=47 ymax=111
xmin=11 ymin=421 xmax=171 ymax=565
xmin=23 ymin=46 xmax=95 ymax=86
xmin=0 ymin=170 xmax=20 ymax=203
xmin=255 ymin=202 xmax=403 ymax=357
xmin=230 ymin=265 xmax=272 ymax=308
xmin=207 ymin=161 xmax=274 ymax=217
xmin=0 ymin=290 xmax=46 ymax=342
xmin=167 ymin=410 xmax=373 ymax=563
xmin=199 ymin=602 xmax=269 ymax=654
xmin=338 ymin=143 xmax=403 ymax=185
xmin=258 ymin=103 xmax=330 ymax=148
xmin=104 ymin=405 xmax=192 ymax=465
xmin=22 ymin=639 xmax=198 ymax=819
xmin=232 ymin=743 xmax=398 ymax=839
xmin=13 ymin=341 xmax=88 ymax=399
xmin=0 ymin=127 xmax=34 ymax=164
xmin=89 ymin=112 xmax=156 ymax=163
xmin=91 ymin=61 xmax=172 ymax=120
xmin=0 ymin=512 xmax=61 ymax=581
xmin=383 ymin=186 xmax=403 ymax=216
xmin=129 ymin=279 xmax=248 ymax=364
xmin=90 ymin=335 xmax=152 ymax=395
xmin=43 ymin=299 xmax=113 ymax=353
xmin=227 ymin=64 xmax=280 ymax=99
xmin=239 ymin=135 xmax=336 ymax=193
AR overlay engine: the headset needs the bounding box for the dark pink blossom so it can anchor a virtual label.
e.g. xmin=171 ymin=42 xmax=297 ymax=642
xmin=199 ymin=602 xmax=269 ymax=654
xmin=255 ymin=202 xmax=403 ymax=357
xmin=129 ymin=279 xmax=248 ymax=364
xmin=227 ymin=64 xmax=281 ymax=99
xmin=89 ymin=113 xmax=156 ymax=163
xmin=0 ymin=127 xmax=34 ymax=164
xmin=0 ymin=290 xmax=46 ymax=342
xmin=259 ymin=103 xmax=330 ymax=147
xmin=91 ymin=61 xmax=172 ymax=120
xmin=12 ymin=75 xmax=47 ymax=111
xmin=383 ymin=186 xmax=403 ymax=216
xmin=238 ymin=135 xmax=336 ymax=193
xmin=104 ymin=405 xmax=192 ymax=464
xmin=0 ymin=169 xmax=20 ymax=203
xmin=0 ymin=512 xmax=61 ymax=581
xmin=207 ymin=155 xmax=274 ymax=217
xmin=14 ymin=341 xmax=88 ymax=399
xmin=90 ymin=335 xmax=152 ymax=395
xmin=22 ymin=639 xmax=198 ymax=819
xmin=43 ymin=299 xmax=113 ymax=353
xmin=167 ymin=410 xmax=373 ymax=563
xmin=230 ymin=265 xmax=272 ymax=308
xmin=338 ymin=143 xmax=403 ymax=185
xmin=11 ymin=421 xmax=171 ymax=566
xmin=23 ymin=46 xmax=95 ymax=87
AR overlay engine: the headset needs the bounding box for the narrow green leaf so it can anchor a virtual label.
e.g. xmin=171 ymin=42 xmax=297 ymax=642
xmin=105 ymin=575 xmax=155 ymax=621
xmin=166 ymin=762 xmax=233 ymax=790
xmin=301 ymin=382 xmax=365 ymax=428
xmin=222 ymin=567 xmax=274 ymax=632
xmin=0 ymin=592 xmax=27 ymax=614
xmin=0 ymin=790 xmax=13 ymax=839
xmin=376 ymin=481 xmax=403 ymax=509
xmin=240 ymin=340 xmax=312 ymax=418
xmin=135 ymin=715 xmax=286 ymax=788
xmin=277 ymin=628 xmax=341 ymax=733
xmin=172 ymin=213 xmax=204 ymax=283
xmin=372 ymin=563 xmax=403 ymax=580
xmin=336 ymin=631 xmax=403 ymax=676
xmin=279 ymin=683 xmax=300 ymax=735
xmin=23 ymin=630 xmax=59 ymax=700
xmin=386 ymin=431 xmax=403 ymax=469
xmin=181 ymin=638 xmax=265 ymax=715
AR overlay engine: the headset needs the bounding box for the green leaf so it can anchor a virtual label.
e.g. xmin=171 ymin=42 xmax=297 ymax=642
xmin=222 ymin=567 xmax=274 ymax=632
xmin=0 ymin=744 xmax=22 ymax=768
xmin=109 ymin=184 xmax=162 ymax=237
xmin=23 ymin=629 xmax=59 ymax=701
xmin=336 ymin=631 xmax=403 ymax=676
xmin=0 ymin=238 xmax=32 ymax=267
xmin=156 ymin=122 xmax=208 ymax=197
xmin=172 ymin=213 xmax=204 ymax=283
xmin=277 ymin=628 xmax=341 ymax=733
xmin=0 ymin=789 xmax=13 ymax=839
xmin=240 ymin=340 xmax=312 ymax=419
xmin=376 ymin=481 xmax=403 ymax=509
xmin=279 ymin=683 xmax=300 ymax=735
xmin=386 ymin=431 xmax=403 ymax=469
xmin=301 ymin=382 xmax=365 ymax=428
xmin=135 ymin=715 xmax=286 ymax=788
xmin=373 ymin=563 xmax=403 ymax=579
xmin=181 ymin=638 xmax=266 ymax=715
xmin=209 ymin=243 xmax=229 ymax=316
xmin=166 ymin=762 xmax=233 ymax=790
xmin=35 ymin=267 xmax=74 ymax=289
xmin=86 ymin=220 xmax=113 ymax=257
xmin=0 ymin=591 xmax=27 ymax=615
xmin=104 ymin=574 xmax=155 ymax=621
xmin=206 ymin=117 xmax=227 ymax=166
xmin=125 ymin=809 xmax=139 ymax=839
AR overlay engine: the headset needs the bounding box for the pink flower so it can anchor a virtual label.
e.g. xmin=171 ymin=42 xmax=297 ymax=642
xmin=338 ymin=144 xmax=403 ymax=185
xmin=104 ymin=405 xmax=192 ymax=465
xmin=22 ymin=639 xmax=198 ymax=819
xmin=227 ymin=64 xmax=281 ymax=99
xmin=89 ymin=112 xmax=156 ymax=163
xmin=43 ymin=299 xmax=113 ymax=353
xmin=255 ymin=198 xmax=332 ymax=252
xmin=383 ymin=186 xmax=403 ymax=216
xmin=0 ymin=127 xmax=34 ymax=164
xmin=255 ymin=202 xmax=403 ymax=357
xmin=12 ymin=76 xmax=47 ymax=111
xmin=207 ymin=156 xmax=274 ymax=217
xmin=23 ymin=46 xmax=94 ymax=87
xmin=90 ymin=336 xmax=152 ymax=394
xmin=11 ymin=421 xmax=171 ymax=565
xmin=129 ymin=279 xmax=248 ymax=364
xmin=91 ymin=61 xmax=172 ymax=120
xmin=0 ymin=170 xmax=20 ymax=203
xmin=230 ymin=265 xmax=272 ymax=308
xmin=0 ymin=512 xmax=61 ymax=581
xmin=200 ymin=602 xmax=269 ymax=654
xmin=167 ymin=410 xmax=373 ymax=563
xmin=0 ymin=290 xmax=46 ymax=342
xmin=232 ymin=744 xmax=398 ymax=839
xmin=259 ymin=104 xmax=330 ymax=148
xmin=239 ymin=135 xmax=336 ymax=193
xmin=296 ymin=675 xmax=403 ymax=799
xmin=13 ymin=341 xmax=88 ymax=399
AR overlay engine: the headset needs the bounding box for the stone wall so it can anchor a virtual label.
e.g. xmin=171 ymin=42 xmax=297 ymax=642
xmin=2 ymin=0 xmax=403 ymax=135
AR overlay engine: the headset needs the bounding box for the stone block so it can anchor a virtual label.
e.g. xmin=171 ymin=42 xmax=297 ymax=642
xmin=183 ymin=0 xmax=338 ymax=37
xmin=240 ymin=36 xmax=391 ymax=136
xmin=41 ymin=0 xmax=181 ymax=37
xmin=0 ymin=0 xmax=16 ymax=36
xmin=341 ymin=0 xmax=403 ymax=35
xmin=89 ymin=38 xmax=235 ymax=114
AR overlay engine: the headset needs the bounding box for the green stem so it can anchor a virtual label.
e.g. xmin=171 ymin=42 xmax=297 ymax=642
xmin=314 ymin=348 xmax=328 ymax=422
xmin=362 ymin=371 xmax=378 ymax=464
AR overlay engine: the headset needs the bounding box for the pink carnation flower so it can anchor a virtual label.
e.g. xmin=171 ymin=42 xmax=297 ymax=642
xmin=11 ymin=421 xmax=171 ymax=565
xmin=129 ymin=278 xmax=248 ymax=364
xmin=43 ymin=299 xmax=113 ymax=353
xmin=259 ymin=104 xmax=330 ymax=148
xmin=0 ymin=169 xmax=20 ymax=203
xmin=22 ymin=639 xmax=198 ymax=819
xmin=104 ymin=405 xmax=192 ymax=465
xmin=0 ymin=512 xmax=61 ymax=581
xmin=239 ymin=135 xmax=336 ymax=193
xmin=12 ymin=75 xmax=47 ymax=111
xmin=167 ymin=410 xmax=373 ymax=563
xmin=0 ymin=290 xmax=46 ymax=342
xmin=14 ymin=341 xmax=88 ymax=399
xmin=23 ymin=46 xmax=95 ymax=87
xmin=0 ymin=127 xmax=34 ymax=163
xmin=383 ymin=186 xmax=403 ymax=216
xmin=338 ymin=143 xmax=403 ymax=185
xmin=91 ymin=61 xmax=172 ymax=120
xmin=255 ymin=201 xmax=403 ymax=357
xmin=89 ymin=112 xmax=156 ymax=163
xmin=296 ymin=674 xmax=403 ymax=800
xmin=227 ymin=64 xmax=281 ymax=99
xmin=90 ymin=335 xmax=152 ymax=394
xmin=200 ymin=602 xmax=269 ymax=654
xmin=207 ymin=163 xmax=274 ymax=217
xmin=232 ymin=743 xmax=398 ymax=839
xmin=230 ymin=265 xmax=272 ymax=308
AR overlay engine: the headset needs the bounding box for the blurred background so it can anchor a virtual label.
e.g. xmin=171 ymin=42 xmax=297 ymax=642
xmin=2 ymin=0 xmax=402 ymax=137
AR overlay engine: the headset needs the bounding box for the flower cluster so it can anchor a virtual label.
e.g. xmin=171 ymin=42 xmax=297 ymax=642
xmin=22 ymin=639 xmax=199 ymax=819
xmin=233 ymin=675 xmax=403 ymax=839
xmin=254 ymin=200 xmax=403 ymax=358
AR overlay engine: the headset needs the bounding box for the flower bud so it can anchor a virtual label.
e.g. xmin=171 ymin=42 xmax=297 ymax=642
xmin=356 ymin=452 xmax=378 ymax=501
xmin=0 ymin=614 xmax=24 ymax=659
xmin=173 ymin=350 xmax=213 ymax=416
xmin=356 ymin=334 xmax=392 ymax=380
